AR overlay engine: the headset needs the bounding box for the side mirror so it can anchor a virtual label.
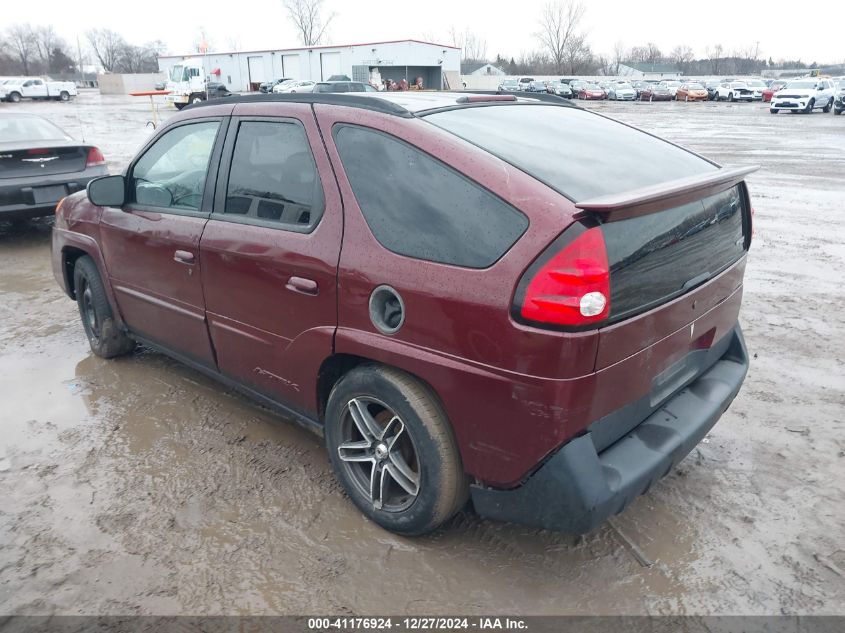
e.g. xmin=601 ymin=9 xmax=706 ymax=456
xmin=87 ymin=175 xmax=125 ymax=207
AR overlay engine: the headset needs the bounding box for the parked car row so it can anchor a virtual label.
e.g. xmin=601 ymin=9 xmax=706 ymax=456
xmin=493 ymin=75 xmax=845 ymax=117
xmin=0 ymin=76 xmax=77 ymax=103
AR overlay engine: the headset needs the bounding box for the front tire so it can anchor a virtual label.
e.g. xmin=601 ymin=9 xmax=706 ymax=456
xmin=804 ymin=99 xmax=814 ymax=114
xmin=770 ymin=108 xmax=779 ymax=114
xmin=729 ymin=92 xmax=735 ymax=102
xmin=835 ymin=108 xmax=843 ymax=116
xmin=822 ymin=98 xmax=833 ymax=113
xmin=189 ymin=94 xmax=204 ymax=105
xmin=325 ymin=364 xmax=468 ymax=535
xmin=73 ymin=256 xmax=135 ymax=359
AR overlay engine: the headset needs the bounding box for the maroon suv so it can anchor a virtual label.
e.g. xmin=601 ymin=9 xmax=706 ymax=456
xmin=52 ymin=92 xmax=754 ymax=535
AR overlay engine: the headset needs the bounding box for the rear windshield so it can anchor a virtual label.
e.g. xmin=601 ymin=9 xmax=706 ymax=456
xmin=425 ymin=105 xmax=715 ymax=201
xmin=0 ymin=115 xmax=69 ymax=142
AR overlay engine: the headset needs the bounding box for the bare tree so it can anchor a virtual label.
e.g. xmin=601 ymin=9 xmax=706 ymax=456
xmin=118 ymin=43 xmax=159 ymax=73
xmin=629 ymin=42 xmax=662 ymax=64
xmin=612 ymin=41 xmax=627 ymax=75
xmin=536 ymin=0 xmax=586 ymax=74
xmin=34 ymin=25 xmax=59 ymax=71
xmin=450 ymin=27 xmax=487 ymax=62
xmin=86 ymin=28 xmax=126 ymax=72
xmin=563 ymin=33 xmax=592 ymax=74
xmin=670 ymin=44 xmax=695 ymax=70
xmin=705 ymin=43 xmax=724 ymax=74
xmin=282 ymin=0 xmax=335 ymax=46
xmin=7 ymin=24 xmax=38 ymax=75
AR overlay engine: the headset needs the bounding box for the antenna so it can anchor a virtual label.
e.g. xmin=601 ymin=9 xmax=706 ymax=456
xmin=75 ymin=35 xmax=86 ymax=142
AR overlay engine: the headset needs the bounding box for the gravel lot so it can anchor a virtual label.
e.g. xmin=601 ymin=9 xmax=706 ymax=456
xmin=0 ymin=91 xmax=843 ymax=616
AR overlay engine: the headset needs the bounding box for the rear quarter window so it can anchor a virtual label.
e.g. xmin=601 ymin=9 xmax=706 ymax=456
xmin=332 ymin=125 xmax=528 ymax=268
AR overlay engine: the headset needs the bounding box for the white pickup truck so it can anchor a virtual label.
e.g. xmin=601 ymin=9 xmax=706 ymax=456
xmin=0 ymin=77 xmax=78 ymax=103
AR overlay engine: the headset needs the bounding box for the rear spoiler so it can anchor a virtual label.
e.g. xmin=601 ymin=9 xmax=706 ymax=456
xmin=575 ymin=164 xmax=759 ymax=221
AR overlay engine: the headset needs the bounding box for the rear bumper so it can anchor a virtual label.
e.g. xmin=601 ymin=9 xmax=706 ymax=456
xmin=1 ymin=169 xmax=105 ymax=219
xmin=470 ymin=325 xmax=748 ymax=533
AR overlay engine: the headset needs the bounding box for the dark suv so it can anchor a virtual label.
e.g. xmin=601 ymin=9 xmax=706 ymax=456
xmin=52 ymin=92 xmax=754 ymax=535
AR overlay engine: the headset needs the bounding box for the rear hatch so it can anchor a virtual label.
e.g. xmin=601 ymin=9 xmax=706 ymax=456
xmin=0 ymin=143 xmax=88 ymax=179
xmin=424 ymin=102 xmax=755 ymax=373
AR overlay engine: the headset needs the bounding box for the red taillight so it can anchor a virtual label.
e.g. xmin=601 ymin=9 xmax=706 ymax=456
xmin=27 ymin=148 xmax=52 ymax=155
xmin=517 ymin=226 xmax=610 ymax=328
xmin=86 ymin=147 xmax=106 ymax=167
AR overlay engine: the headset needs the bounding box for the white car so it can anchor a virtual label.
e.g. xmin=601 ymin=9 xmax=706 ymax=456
xmin=0 ymin=77 xmax=77 ymax=102
xmin=273 ymin=80 xmax=315 ymax=94
xmin=713 ymin=81 xmax=754 ymax=102
xmin=608 ymin=81 xmax=637 ymax=100
xmin=745 ymin=79 xmax=767 ymax=101
xmin=770 ymin=78 xmax=836 ymax=114
xmin=663 ymin=80 xmax=682 ymax=98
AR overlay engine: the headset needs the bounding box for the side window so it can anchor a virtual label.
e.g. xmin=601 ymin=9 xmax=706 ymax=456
xmin=333 ymin=125 xmax=528 ymax=269
xmin=223 ymin=121 xmax=324 ymax=230
xmin=131 ymin=121 xmax=219 ymax=211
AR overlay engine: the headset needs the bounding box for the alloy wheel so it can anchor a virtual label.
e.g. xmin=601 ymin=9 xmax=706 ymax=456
xmin=337 ymin=397 xmax=420 ymax=512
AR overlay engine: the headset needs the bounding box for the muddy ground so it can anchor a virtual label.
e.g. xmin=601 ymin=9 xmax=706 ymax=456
xmin=0 ymin=92 xmax=843 ymax=616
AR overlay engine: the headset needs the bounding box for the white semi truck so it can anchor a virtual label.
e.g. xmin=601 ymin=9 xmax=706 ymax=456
xmin=0 ymin=77 xmax=77 ymax=102
xmin=164 ymin=58 xmax=231 ymax=109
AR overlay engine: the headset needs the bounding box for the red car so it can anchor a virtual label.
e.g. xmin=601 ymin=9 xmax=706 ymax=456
xmin=762 ymin=80 xmax=787 ymax=102
xmin=578 ymin=83 xmax=606 ymax=100
xmin=53 ymin=92 xmax=754 ymax=535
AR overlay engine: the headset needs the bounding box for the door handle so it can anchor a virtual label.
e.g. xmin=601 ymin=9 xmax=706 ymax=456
xmin=173 ymin=250 xmax=195 ymax=264
xmin=285 ymin=276 xmax=318 ymax=295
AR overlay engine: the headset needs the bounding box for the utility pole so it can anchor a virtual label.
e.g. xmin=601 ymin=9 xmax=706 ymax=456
xmin=76 ymin=36 xmax=83 ymax=84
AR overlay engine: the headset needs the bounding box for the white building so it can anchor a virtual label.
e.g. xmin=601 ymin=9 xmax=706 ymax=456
xmin=158 ymin=39 xmax=462 ymax=92
xmin=618 ymin=62 xmax=682 ymax=80
xmin=461 ymin=62 xmax=506 ymax=77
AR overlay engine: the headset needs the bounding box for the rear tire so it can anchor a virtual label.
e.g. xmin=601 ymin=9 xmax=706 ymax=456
xmin=189 ymin=94 xmax=204 ymax=105
xmin=325 ymin=364 xmax=468 ymax=535
xmin=73 ymin=256 xmax=135 ymax=359
xmin=59 ymin=91 xmax=70 ymax=102
xmin=8 ymin=91 xmax=21 ymax=103
xmin=174 ymin=103 xmax=186 ymax=110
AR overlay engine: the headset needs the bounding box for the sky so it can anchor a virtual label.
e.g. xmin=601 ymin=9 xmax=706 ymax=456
xmin=3 ymin=0 xmax=842 ymax=65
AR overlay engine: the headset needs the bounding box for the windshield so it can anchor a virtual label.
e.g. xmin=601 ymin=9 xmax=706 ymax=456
xmin=616 ymin=83 xmax=632 ymax=89
xmin=0 ymin=114 xmax=70 ymax=142
xmin=585 ymin=84 xmax=600 ymax=90
xmin=425 ymin=105 xmax=714 ymax=201
xmin=502 ymin=79 xmax=518 ymax=86
xmin=747 ymin=81 xmax=765 ymax=87
xmin=686 ymin=83 xmax=704 ymax=89
xmin=169 ymin=65 xmax=186 ymax=82
xmin=786 ymin=81 xmax=817 ymax=89
xmin=732 ymin=83 xmax=749 ymax=88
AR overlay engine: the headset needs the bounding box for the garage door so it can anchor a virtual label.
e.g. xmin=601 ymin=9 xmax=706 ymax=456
xmin=248 ymin=56 xmax=266 ymax=84
xmin=320 ymin=52 xmax=342 ymax=81
xmin=281 ymin=54 xmax=300 ymax=78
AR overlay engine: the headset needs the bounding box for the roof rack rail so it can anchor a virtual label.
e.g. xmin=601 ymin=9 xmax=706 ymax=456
xmin=185 ymin=92 xmax=414 ymax=117
xmin=460 ymin=90 xmax=580 ymax=107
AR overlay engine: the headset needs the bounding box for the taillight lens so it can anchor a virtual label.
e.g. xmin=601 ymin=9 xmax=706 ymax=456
xmin=86 ymin=147 xmax=106 ymax=167
xmin=515 ymin=225 xmax=610 ymax=328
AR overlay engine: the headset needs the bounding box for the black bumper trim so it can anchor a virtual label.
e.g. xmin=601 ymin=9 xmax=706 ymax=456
xmin=470 ymin=325 xmax=748 ymax=533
